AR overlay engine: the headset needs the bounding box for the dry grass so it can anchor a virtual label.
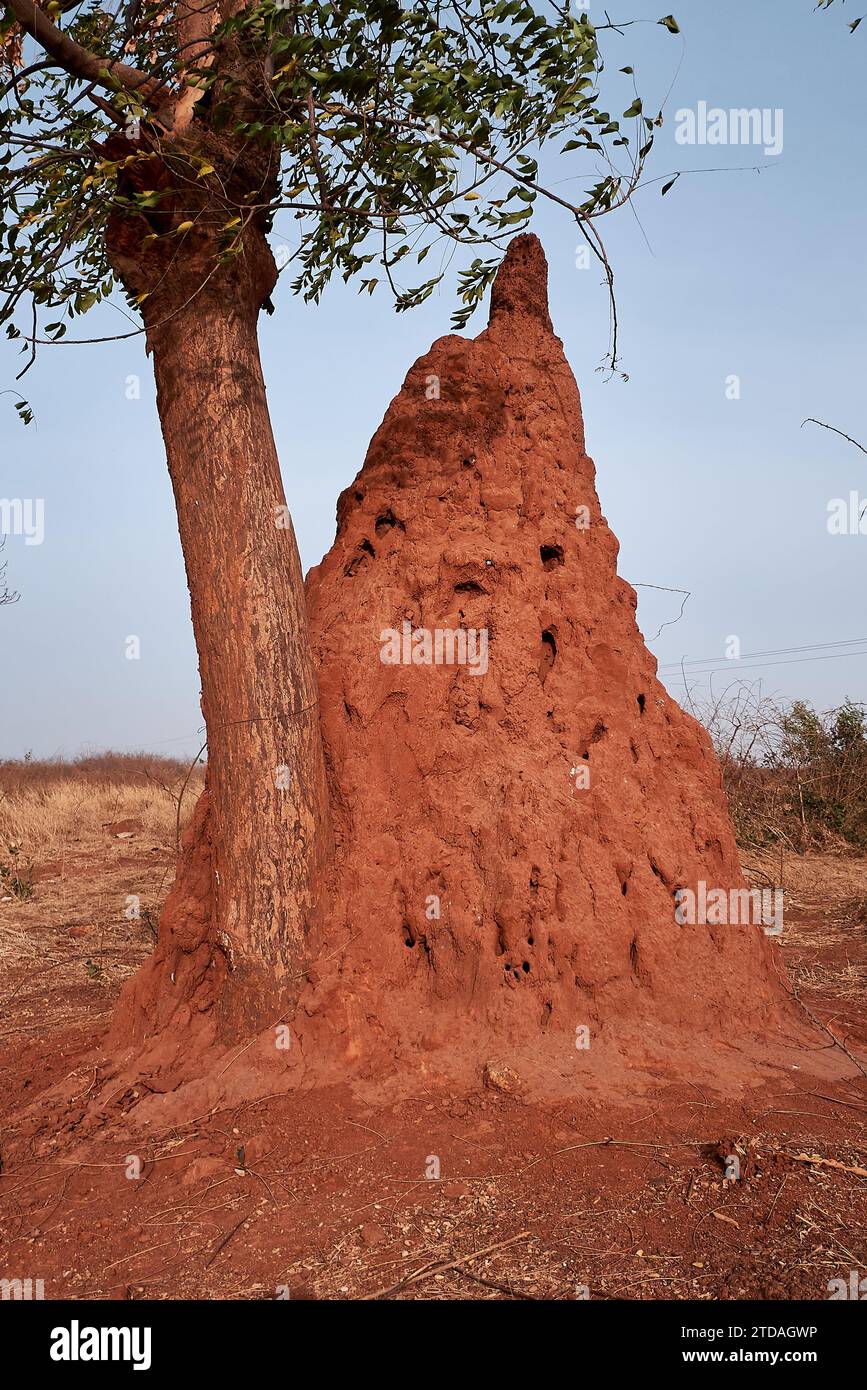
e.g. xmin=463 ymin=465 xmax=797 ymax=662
xmin=746 ymin=846 xmax=867 ymax=908
xmin=744 ymin=847 xmax=867 ymax=1016
xmin=0 ymin=754 xmax=205 ymax=859
xmin=796 ymin=960 xmax=866 ymax=1001
xmin=0 ymin=756 xmax=204 ymax=981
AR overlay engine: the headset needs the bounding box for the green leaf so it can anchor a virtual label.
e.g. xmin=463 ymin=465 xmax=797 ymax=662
xmin=0 ymin=0 xmax=663 ymax=385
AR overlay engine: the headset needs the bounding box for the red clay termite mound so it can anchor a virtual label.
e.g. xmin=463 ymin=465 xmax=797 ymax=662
xmin=300 ymin=234 xmax=804 ymax=1094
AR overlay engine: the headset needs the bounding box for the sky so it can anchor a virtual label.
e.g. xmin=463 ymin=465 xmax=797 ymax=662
xmin=1 ymin=0 xmax=865 ymax=760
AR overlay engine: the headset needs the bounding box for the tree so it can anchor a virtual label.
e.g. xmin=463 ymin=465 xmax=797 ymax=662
xmin=1 ymin=1 xmax=680 ymax=1039
xmin=772 ymin=699 xmax=867 ymax=847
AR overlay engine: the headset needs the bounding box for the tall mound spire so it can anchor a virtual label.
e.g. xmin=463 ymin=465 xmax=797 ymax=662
xmin=487 ymin=232 xmax=553 ymax=332
xmin=301 ymin=233 xmax=804 ymax=1096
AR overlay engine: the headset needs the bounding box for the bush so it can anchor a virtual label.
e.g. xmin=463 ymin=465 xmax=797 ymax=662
xmin=697 ymin=689 xmax=867 ymax=851
xmin=0 ymin=842 xmax=34 ymax=900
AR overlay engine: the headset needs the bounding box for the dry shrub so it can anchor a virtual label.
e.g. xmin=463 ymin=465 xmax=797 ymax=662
xmin=0 ymin=750 xmax=196 ymax=793
xmin=0 ymin=752 xmax=205 ymax=857
xmin=695 ymin=685 xmax=867 ymax=852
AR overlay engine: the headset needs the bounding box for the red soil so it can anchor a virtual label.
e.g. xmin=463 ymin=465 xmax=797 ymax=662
xmin=1 ymin=855 xmax=865 ymax=1299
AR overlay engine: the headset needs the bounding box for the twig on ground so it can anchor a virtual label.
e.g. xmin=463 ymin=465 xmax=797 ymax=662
xmin=362 ymin=1230 xmax=531 ymax=1300
xmin=203 ymin=1206 xmax=254 ymax=1269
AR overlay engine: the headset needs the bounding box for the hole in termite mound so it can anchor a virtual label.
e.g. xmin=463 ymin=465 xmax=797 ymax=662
xmin=406 ymin=928 xmax=432 ymax=961
xmin=540 ymin=544 xmax=564 ymax=570
xmin=579 ymin=721 xmax=605 ymax=760
xmin=539 ymin=628 xmax=557 ymax=684
xmin=375 ymin=509 xmax=405 ymax=537
xmin=649 ymin=856 xmax=673 ymax=890
xmin=637 ymin=693 xmax=646 ymax=714
xmin=344 ymin=538 xmax=376 ymax=577
xmin=617 ymin=860 xmax=633 ymax=897
xmin=454 ymin=579 xmax=486 ymax=594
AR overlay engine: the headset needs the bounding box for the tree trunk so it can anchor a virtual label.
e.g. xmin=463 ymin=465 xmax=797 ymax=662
xmin=115 ymin=222 xmax=332 ymax=1043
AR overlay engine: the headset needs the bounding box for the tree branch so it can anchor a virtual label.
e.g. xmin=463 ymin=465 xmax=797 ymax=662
xmin=5 ymin=0 xmax=170 ymax=108
xmin=802 ymin=417 xmax=867 ymax=458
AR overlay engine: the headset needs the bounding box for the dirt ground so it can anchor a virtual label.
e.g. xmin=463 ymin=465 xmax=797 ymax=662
xmin=1 ymin=810 xmax=866 ymax=1301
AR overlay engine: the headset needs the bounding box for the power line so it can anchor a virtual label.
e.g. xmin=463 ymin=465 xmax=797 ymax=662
xmin=658 ymin=637 xmax=867 ymax=674
xmin=666 ymin=650 xmax=867 ymax=685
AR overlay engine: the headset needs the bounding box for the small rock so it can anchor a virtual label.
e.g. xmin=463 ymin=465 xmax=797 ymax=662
xmin=243 ymin=1132 xmax=272 ymax=1166
xmin=360 ymin=1223 xmax=386 ymax=1248
xmin=181 ymin=1156 xmax=225 ymax=1187
xmin=104 ymin=818 xmax=143 ymax=837
xmin=482 ymin=1060 xmax=521 ymax=1094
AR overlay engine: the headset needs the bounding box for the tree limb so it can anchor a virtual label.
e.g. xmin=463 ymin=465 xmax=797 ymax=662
xmin=5 ymin=0 xmax=170 ymax=108
xmin=802 ymin=417 xmax=867 ymax=458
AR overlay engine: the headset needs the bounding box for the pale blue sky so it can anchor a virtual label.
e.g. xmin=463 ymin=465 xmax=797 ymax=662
xmin=1 ymin=0 xmax=865 ymax=759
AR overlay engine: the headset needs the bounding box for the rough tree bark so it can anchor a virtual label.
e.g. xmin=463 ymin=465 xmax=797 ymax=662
xmin=106 ymin=136 xmax=331 ymax=1043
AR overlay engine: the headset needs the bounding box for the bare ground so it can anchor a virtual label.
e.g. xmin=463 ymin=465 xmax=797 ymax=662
xmin=1 ymin=802 xmax=866 ymax=1301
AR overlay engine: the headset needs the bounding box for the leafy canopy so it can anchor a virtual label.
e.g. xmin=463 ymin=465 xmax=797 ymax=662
xmin=1 ymin=0 xmax=682 ymax=393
